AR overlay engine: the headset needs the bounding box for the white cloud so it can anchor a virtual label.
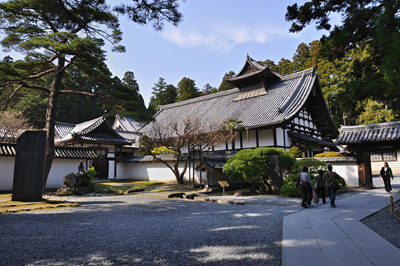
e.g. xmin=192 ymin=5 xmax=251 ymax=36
xmin=162 ymin=22 xmax=294 ymax=54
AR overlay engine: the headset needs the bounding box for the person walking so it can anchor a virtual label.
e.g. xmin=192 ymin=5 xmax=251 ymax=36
xmin=323 ymin=164 xmax=340 ymax=207
xmin=296 ymin=166 xmax=313 ymax=208
xmin=314 ymin=170 xmax=326 ymax=204
xmin=380 ymin=162 xmax=394 ymax=193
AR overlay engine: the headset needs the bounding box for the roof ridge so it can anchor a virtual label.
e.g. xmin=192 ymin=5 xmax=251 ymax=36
xmin=341 ymin=121 xmax=400 ymax=131
xmin=76 ymin=116 xmax=105 ymax=135
xmin=280 ymin=67 xmax=315 ymax=81
xmin=159 ymin=88 xmax=239 ymax=110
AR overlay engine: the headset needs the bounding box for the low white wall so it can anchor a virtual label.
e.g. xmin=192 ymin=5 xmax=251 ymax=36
xmin=0 ymin=157 xmax=89 ymax=191
xmin=47 ymin=159 xmax=86 ymax=189
xmin=316 ymin=157 xmax=359 ymax=187
xmin=0 ymin=157 xmax=15 ymax=191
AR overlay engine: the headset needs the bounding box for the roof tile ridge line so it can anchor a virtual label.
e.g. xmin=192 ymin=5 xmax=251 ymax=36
xmin=247 ymin=55 xmax=267 ymax=70
xmin=232 ymin=54 xmax=266 ymax=79
xmin=159 ymin=88 xmax=239 ymax=110
xmin=78 ymin=116 xmax=106 ymax=135
xmin=279 ymin=72 xmax=306 ymax=114
xmin=114 ymin=114 xmax=128 ymax=131
xmin=280 ymin=67 xmax=314 ymax=81
xmin=341 ymin=121 xmax=400 ymax=131
xmin=284 ymin=74 xmax=313 ymax=116
xmin=55 ymin=121 xmax=76 ymax=127
xmin=271 ymin=73 xmax=316 ymax=127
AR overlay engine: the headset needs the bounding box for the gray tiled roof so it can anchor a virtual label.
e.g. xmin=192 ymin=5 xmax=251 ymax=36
xmin=226 ymin=55 xmax=280 ymax=84
xmin=112 ymin=115 xmax=144 ymax=132
xmin=288 ymin=131 xmax=337 ymax=148
xmin=336 ymin=121 xmax=400 ymax=144
xmin=145 ymin=67 xmax=319 ymax=131
xmin=55 ymin=116 xmax=130 ymax=145
xmin=196 ymin=158 xmax=227 ymax=171
xmin=0 ymin=143 xmax=98 ymax=159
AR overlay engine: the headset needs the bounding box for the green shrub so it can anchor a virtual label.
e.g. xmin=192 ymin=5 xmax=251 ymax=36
xmin=86 ymin=167 xmax=97 ymax=179
xmin=338 ymin=176 xmax=346 ymax=188
xmin=292 ymin=158 xmax=326 ymax=175
xmin=314 ymin=151 xmax=344 ymax=158
xmin=285 ymin=173 xmax=300 ymax=184
xmin=281 ymin=182 xmax=302 ymax=197
xmin=288 ymin=146 xmax=302 ymax=158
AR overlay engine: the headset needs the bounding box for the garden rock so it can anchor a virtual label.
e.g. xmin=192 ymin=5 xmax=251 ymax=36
xmin=168 ymin=193 xmax=185 ymax=198
xmin=63 ymin=173 xmax=77 ymax=188
xmin=76 ymin=186 xmax=95 ymax=195
xmin=234 ymin=190 xmax=249 ymax=196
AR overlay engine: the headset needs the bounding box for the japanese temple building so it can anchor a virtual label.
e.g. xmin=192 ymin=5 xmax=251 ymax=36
xmin=138 ymin=55 xmax=339 ymax=185
xmin=54 ymin=116 xmax=138 ymax=179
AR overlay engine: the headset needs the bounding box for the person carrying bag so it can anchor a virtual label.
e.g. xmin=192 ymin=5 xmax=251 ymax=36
xmin=296 ymin=166 xmax=313 ymax=208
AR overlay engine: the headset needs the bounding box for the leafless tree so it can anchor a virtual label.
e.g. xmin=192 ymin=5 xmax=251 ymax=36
xmin=0 ymin=110 xmax=33 ymax=143
xmin=139 ymin=117 xmax=237 ymax=184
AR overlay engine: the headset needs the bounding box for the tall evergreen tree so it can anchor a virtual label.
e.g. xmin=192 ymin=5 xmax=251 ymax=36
xmin=176 ymin=77 xmax=200 ymax=102
xmin=286 ymin=0 xmax=400 ymax=123
xmin=0 ymin=0 xmax=183 ymax=189
xmin=218 ymin=71 xmax=236 ymax=91
xmin=109 ymin=72 xmax=152 ymax=121
xmin=148 ymin=77 xmax=177 ymax=114
xmin=202 ymin=83 xmax=218 ymax=95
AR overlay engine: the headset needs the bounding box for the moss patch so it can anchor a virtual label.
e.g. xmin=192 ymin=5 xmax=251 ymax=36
xmin=0 ymin=196 xmax=81 ymax=214
xmin=93 ymin=181 xmax=164 ymax=195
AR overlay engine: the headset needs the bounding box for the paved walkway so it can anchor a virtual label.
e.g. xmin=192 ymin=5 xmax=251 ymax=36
xmin=282 ymin=186 xmax=400 ymax=266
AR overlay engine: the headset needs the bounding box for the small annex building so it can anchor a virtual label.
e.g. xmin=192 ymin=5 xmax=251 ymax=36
xmin=134 ymin=55 xmax=339 ymax=185
xmin=54 ymin=115 xmax=138 ymax=179
xmin=336 ymin=121 xmax=400 ymax=188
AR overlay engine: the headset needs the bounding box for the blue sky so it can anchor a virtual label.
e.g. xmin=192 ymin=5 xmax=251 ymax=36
xmin=1 ymin=0 xmax=338 ymax=107
xmin=106 ymin=0 xmax=336 ymax=106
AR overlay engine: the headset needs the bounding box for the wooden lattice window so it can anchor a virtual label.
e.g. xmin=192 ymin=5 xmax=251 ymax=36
xmin=370 ymin=152 xmax=397 ymax=162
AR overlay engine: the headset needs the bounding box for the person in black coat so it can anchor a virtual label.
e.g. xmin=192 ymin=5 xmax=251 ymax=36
xmin=380 ymin=162 xmax=394 ymax=193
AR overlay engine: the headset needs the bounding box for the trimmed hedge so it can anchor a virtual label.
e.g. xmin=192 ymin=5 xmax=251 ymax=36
xmin=314 ymin=151 xmax=344 ymax=158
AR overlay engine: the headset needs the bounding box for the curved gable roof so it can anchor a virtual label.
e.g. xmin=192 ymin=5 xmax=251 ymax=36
xmin=225 ymin=55 xmax=280 ymax=88
xmin=55 ymin=116 xmax=129 ymax=145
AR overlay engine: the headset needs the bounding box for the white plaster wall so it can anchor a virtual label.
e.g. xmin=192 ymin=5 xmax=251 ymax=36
xmin=316 ymin=158 xmax=359 ymax=187
xmin=285 ymin=129 xmax=292 ymax=148
xmin=275 ymin=128 xmax=285 ymax=147
xmin=116 ymin=162 xmax=126 ymax=179
xmin=213 ymin=143 xmax=226 ymax=151
xmin=118 ymin=160 xmax=207 ymax=184
xmin=258 ymin=129 xmax=274 ymax=147
xmin=0 ymin=158 xmax=87 ymax=191
xmin=242 ymin=130 xmax=257 ymax=148
xmin=330 ymin=163 xmax=359 ymax=187
xmin=108 ymin=160 xmax=115 ymax=179
xmin=0 ymin=157 xmax=15 ymax=191
xmin=47 ymin=159 xmax=85 ymax=189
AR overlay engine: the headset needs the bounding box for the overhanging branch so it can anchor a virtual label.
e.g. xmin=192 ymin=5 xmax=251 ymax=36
xmin=60 ymin=89 xmax=126 ymax=110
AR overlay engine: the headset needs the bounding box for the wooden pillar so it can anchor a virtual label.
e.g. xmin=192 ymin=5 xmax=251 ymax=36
xmin=240 ymin=131 xmax=243 ymax=149
xmin=356 ymin=149 xmax=373 ymax=188
xmin=256 ymin=129 xmax=259 ymax=147
xmin=206 ymin=168 xmax=210 ymax=188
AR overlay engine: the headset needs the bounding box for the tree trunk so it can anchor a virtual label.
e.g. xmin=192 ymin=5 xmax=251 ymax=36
xmin=43 ymin=55 xmax=65 ymax=191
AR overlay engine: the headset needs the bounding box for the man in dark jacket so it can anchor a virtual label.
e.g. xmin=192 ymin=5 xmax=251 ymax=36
xmin=323 ymin=164 xmax=340 ymax=207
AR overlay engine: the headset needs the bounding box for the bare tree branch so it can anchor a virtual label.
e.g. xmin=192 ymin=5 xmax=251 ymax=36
xmin=59 ymin=89 xmax=126 ymax=110
xmin=3 ymin=84 xmax=23 ymax=110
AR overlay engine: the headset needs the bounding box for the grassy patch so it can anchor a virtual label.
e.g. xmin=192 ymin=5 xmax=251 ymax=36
xmin=93 ymin=181 xmax=164 ymax=195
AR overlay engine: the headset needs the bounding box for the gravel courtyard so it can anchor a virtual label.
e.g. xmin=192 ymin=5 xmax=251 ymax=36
xmin=0 ymin=195 xmax=301 ymax=266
